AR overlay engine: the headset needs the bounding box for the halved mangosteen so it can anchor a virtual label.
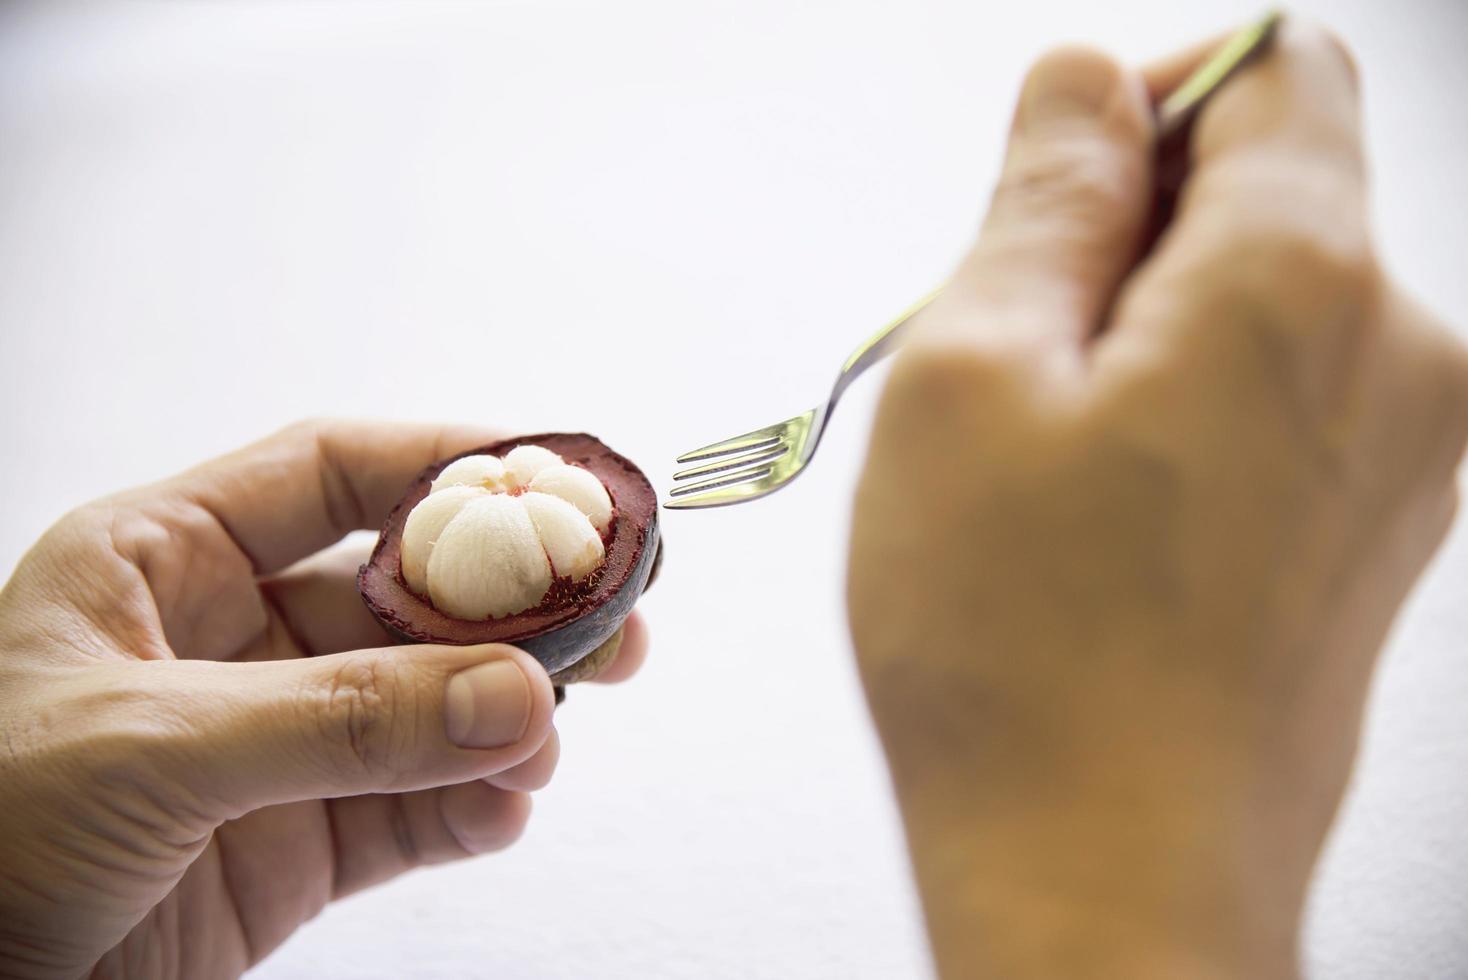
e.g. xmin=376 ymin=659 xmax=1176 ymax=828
xmin=358 ymin=433 xmax=660 ymax=691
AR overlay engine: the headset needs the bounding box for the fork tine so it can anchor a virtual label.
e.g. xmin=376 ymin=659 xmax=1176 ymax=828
xmin=663 ymin=483 xmax=774 ymax=509
xmin=666 ymin=466 xmax=786 ymax=510
xmin=672 ymin=441 xmax=789 ymax=482
xmin=666 ymin=461 xmax=774 ymax=498
xmin=674 ymin=422 xmax=788 ymax=464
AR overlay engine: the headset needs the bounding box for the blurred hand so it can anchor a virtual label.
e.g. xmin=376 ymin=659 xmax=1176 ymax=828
xmin=849 ymin=22 xmax=1467 ymax=980
xmin=0 ymin=420 xmax=649 ymax=979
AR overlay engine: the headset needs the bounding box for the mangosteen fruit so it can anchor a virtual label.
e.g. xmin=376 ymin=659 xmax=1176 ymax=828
xmin=358 ymin=433 xmax=660 ymax=691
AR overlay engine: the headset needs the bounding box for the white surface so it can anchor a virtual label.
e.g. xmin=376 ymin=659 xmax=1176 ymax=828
xmin=1 ymin=2 xmax=1466 ymax=977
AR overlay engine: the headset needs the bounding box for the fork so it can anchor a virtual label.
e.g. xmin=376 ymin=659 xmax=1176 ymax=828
xmin=664 ymin=10 xmax=1282 ymax=510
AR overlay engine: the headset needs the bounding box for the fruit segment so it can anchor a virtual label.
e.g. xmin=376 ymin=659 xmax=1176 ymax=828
xmin=521 ymin=491 xmax=605 ymax=579
xmin=400 ymin=485 xmax=487 ymax=595
xmin=427 ymin=494 xmax=551 ymax=619
xmin=528 ymin=464 xmax=614 ymax=532
xmin=399 ymin=445 xmax=613 ymax=619
xmin=504 ymin=444 xmax=564 ymax=486
xmin=431 ymin=454 xmax=514 ymax=494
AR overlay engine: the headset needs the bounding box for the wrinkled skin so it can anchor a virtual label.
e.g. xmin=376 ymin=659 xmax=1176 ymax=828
xmin=0 ymin=420 xmax=649 ymax=979
xmin=849 ymin=22 xmax=1468 ymax=980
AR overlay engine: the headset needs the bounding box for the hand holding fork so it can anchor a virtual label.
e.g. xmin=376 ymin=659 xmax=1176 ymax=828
xmin=666 ymin=10 xmax=1282 ymax=509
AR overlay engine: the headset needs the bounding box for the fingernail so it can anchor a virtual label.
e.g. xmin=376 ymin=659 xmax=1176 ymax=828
xmin=445 ymin=660 xmax=531 ymax=748
xmin=1019 ymin=49 xmax=1120 ymax=126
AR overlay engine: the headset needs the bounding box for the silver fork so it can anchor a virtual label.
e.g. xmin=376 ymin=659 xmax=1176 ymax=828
xmin=664 ymin=10 xmax=1282 ymax=510
xmin=664 ymin=288 xmax=940 ymax=509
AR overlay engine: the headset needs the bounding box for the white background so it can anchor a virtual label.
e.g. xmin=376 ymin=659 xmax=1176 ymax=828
xmin=2 ymin=1 xmax=1466 ymax=977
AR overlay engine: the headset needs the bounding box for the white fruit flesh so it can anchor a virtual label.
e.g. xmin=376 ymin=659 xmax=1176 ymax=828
xmin=427 ymin=495 xmax=551 ymax=619
xmin=504 ymin=445 xmax=564 ymax=487
xmin=528 ymin=464 xmax=614 ymax=533
xmin=521 ymin=491 xmax=605 ymax=579
xmin=430 ymin=455 xmax=514 ymax=494
xmin=399 ymin=485 xmax=487 ymax=595
xmin=397 ymin=444 xmax=613 ymax=620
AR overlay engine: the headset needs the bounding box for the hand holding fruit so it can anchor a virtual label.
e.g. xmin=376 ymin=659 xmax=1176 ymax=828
xmin=0 ymin=420 xmax=650 ymax=978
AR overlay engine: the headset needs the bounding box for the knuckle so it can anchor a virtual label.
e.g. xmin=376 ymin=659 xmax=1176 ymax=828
xmin=1202 ymin=215 xmax=1380 ymax=340
xmin=1285 ymin=19 xmax=1362 ymax=95
xmin=273 ymin=416 xmax=345 ymax=454
xmin=1421 ymin=307 xmax=1468 ymax=389
xmin=271 ymin=417 xmax=335 ymax=458
xmin=996 ymin=45 xmax=1144 ymax=230
xmin=895 ymin=295 xmax=1079 ymax=397
xmin=888 ymin=334 xmax=1028 ymax=416
xmin=273 ymin=416 xmax=365 ymax=535
xmin=278 ymin=416 xmax=329 ymax=440
xmin=877 ymin=328 xmax=1062 ymax=467
xmin=1022 ymin=44 xmax=1126 ymax=108
xmin=1443 ymin=337 xmax=1468 ymax=404
xmin=1421 ymin=324 xmax=1468 ymax=456
xmin=993 ymin=145 xmax=1134 ymax=233
xmin=17 ymin=503 xmax=123 ymax=594
xmin=894 ymin=334 xmax=1004 ymax=385
xmin=1263 ymin=225 xmax=1377 ymax=303
xmin=44 ymin=500 xmax=112 ymax=549
xmin=107 ymin=497 xmax=193 ymax=555
xmin=314 ymin=655 xmax=410 ymax=779
xmin=1319 ymin=28 xmax=1362 ymax=93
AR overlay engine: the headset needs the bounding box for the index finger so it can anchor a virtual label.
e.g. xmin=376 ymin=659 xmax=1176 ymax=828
xmin=166 ymin=419 xmax=501 ymax=573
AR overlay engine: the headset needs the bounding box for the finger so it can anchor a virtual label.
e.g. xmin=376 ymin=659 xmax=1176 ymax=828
xmin=1118 ymin=20 xmax=1369 ymax=348
xmin=588 ymin=610 xmax=649 ymax=685
xmin=257 ymin=539 xmax=389 ymax=658
xmin=160 ymin=419 xmax=501 ymax=575
xmin=484 ymin=728 xmax=560 ymax=792
xmin=919 ymin=46 xmax=1153 ymax=359
xmin=328 ymin=782 xmax=532 ymax=899
xmin=93 ymin=642 xmax=557 ymax=817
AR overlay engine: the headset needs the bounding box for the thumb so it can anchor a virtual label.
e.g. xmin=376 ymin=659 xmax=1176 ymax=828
xmin=942 ymin=46 xmax=1154 ymax=353
xmin=129 ymin=644 xmax=557 ymax=817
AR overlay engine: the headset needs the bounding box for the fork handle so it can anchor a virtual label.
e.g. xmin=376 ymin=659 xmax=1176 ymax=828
xmin=831 ymin=286 xmax=943 ymax=403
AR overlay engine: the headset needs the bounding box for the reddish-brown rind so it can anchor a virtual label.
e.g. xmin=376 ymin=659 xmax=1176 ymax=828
xmin=358 ymin=432 xmax=659 ymax=677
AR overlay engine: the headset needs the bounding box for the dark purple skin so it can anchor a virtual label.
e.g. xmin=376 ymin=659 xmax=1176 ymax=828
xmin=358 ymin=433 xmax=659 ymax=677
